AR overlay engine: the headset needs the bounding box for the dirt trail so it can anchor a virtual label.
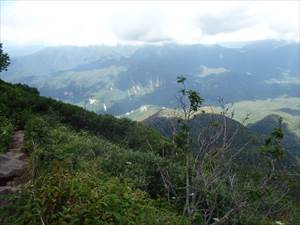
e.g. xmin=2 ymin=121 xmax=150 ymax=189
xmin=0 ymin=130 xmax=28 ymax=194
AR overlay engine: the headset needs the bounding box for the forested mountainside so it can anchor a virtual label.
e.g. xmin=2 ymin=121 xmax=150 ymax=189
xmin=0 ymin=79 xmax=300 ymax=224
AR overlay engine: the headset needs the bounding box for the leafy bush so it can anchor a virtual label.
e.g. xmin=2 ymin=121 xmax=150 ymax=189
xmin=25 ymin=116 xmax=51 ymax=144
xmin=0 ymin=114 xmax=13 ymax=153
xmin=1 ymin=167 xmax=189 ymax=225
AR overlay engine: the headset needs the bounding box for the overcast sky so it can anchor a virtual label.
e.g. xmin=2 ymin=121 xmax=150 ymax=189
xmin=1 ymin=0 xmax=299 ymax=46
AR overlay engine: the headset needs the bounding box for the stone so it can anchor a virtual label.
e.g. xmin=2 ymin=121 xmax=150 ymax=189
xmin=0 ymin=155 xmax=26 ymax=178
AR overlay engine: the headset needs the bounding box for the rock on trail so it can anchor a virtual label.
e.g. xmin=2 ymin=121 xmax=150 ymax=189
xmin=0 ymin=130 xmax=28 ymax=194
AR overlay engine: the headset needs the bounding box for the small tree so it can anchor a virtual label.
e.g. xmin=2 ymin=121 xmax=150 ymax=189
xmin=0 ymin=43 xmax=10 ymax=73
xmin=175 ymin=75 xmax=203 ymax=215
xmin=154 ymin=76 xmax=293 ymax=224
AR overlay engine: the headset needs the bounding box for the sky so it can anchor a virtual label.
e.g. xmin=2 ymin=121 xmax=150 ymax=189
xmin=0 ymin=0 xmax=299 ymax=46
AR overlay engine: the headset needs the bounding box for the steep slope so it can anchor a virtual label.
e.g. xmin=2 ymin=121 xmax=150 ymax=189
xmin=0 ymin=79 xmax=190 ymax=224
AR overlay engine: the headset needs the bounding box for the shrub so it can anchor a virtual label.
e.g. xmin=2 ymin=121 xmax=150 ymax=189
xmin=0 ymin=163 xmax=189 ymax=225
xmin=0 ymin=114 xmax=13 ymax=153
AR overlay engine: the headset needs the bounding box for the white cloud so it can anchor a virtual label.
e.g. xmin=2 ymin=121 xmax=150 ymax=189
xmin=0 ymin=1 xmax=299 ymax=46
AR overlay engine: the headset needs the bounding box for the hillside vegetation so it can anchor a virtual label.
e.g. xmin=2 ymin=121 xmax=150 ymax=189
xmin=0 ymin=79 xmax=188 ymax=224
xmin=0 ymin=78 xmax=299 ymax=224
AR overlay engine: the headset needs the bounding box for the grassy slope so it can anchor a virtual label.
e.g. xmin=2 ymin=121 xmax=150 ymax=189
xmin=0 ymin=79 xmax=188 ymax=224
xmin=1 ymin=79 xmax=299 ymax=224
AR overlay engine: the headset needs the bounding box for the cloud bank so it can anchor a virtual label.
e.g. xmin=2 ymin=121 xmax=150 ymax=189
xmin=1 ymin=1 xmax=299 ymax=46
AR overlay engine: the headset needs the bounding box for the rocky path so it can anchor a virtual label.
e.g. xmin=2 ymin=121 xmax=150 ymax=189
xmin=0 ymin=130 xmax=28 ymax=194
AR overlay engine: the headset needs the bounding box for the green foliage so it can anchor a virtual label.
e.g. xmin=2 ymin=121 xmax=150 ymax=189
xmin=173 ymin=123 xmax=189 ymax=151
xmin=174 ymin=76 xmax=203 ymax=152
xmin=0 ymin=78 xmax=172 ymax=156
xmin=160 ymin=77 xmax=295 ymax=224
xmin=187 ymin=90 xmax=203 ymax=112
xmin=0 ymin=43 xmax=10 ymax=73
xmin=176 ymin=75 xmax=204 ymax=115
xmin=177 ymin=75 xmax=186 ymax=84
xmin=0 ymin=78 xmax=297 ymax=224
xmin=24 ymin=119 xmax=178 ymax=198
xmin=260 ymin=117 xmax=285 ymax=160
xmin=0 ymin=114 xmax=14 ymax=153
xmin=25 ymin=116 xmax=51 ymax=145
xmin=1 ymin=116 xmax=189 ymax=224
xmin=1 ymin=167 xmax=188 ymax=225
